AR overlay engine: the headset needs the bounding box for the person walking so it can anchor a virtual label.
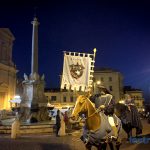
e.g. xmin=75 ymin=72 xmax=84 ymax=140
xmin=64 ymin=111 xmax=69 ymax=130
xmin=55 ymin=109 xmax=61 ymax=136
xmin=58 ymin=112 xmax=66 ymax=136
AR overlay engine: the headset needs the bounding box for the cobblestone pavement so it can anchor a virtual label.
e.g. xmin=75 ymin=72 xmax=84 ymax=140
xmin=0 ymin=119 xmax=149 ymax=150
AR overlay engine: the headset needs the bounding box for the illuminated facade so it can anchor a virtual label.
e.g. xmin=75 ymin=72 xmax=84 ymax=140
xmin=93 ymin=68 xmax=124 ymax=102
xmin=45 ymin=88 xmax=77 ymax=108
xmin=124 ymin=88 xmax=144 ymax=111
xmin=45 ymin=68 xmax=124 ymax=106
xmin=0 ymin=28 xmax=17 ymax=110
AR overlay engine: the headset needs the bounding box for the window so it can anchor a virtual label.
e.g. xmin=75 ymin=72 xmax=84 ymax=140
xmin=109 ymin=86 xmax=113 ymax=91
xmin=63 ymin=96 xmax=67 ymax=102
xmin=51 ymin=96 xmax=56 ymax=101
xmin=109 ymin=77 xmax=112 ymax=81
xmin=101 ymin=77 xmax=104 ymax=82
xmin=70 ymin=96 xmax=73 ymax=102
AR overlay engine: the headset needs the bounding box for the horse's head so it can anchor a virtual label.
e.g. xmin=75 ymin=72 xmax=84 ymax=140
xmin=71 ymin=95 xmax=87 ymax=120
xmin=71 ymin=95 xmax=101 ymax=131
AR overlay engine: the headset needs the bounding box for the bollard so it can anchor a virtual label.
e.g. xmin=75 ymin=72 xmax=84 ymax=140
xmin=11 ymin=118 xmax=20 ymax=139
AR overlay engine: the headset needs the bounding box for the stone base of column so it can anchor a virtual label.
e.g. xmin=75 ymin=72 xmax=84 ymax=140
xmin=19 ymin=73 xmax=49 ymax=123
xmin=19 ymin=107 xmax=31 ymax=123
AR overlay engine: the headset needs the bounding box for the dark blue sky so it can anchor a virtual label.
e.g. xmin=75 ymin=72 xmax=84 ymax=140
xmin=1 ymin=0 xmax=150 ymax=100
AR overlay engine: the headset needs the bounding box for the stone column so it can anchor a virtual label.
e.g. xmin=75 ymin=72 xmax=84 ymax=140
xmin=31 ymin=17 xmax=39 ymax=74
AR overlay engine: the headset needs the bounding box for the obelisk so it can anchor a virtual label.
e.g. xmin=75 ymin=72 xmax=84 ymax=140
xmin=29 ymin=16 xmax=40 ymax=109
xmin=31 ymin=17 xmax=39 ymax=74
xmin=20 ymin=17 xmax=48 ymax=122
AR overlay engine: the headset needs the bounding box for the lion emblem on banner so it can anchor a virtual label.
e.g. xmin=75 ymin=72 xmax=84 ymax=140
xmin=69 ymin=62 xmax=85 ymax=79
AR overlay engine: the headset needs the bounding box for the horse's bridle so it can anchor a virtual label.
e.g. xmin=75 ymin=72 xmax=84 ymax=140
xmin=85 ymin=107 xmax=103 ymax=120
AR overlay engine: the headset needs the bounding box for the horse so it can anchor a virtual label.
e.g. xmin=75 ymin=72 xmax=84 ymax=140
xmin=71 ymin=95 xmax=122 ymax=150
xmin=115 ymin=103 xmax=132 ymax=139
xmin=115 ymin=103 xmax=142 ymax=140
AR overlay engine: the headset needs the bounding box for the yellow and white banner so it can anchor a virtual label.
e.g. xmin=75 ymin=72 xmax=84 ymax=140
xmin=61 ymin=52 xmax=95 ymax=91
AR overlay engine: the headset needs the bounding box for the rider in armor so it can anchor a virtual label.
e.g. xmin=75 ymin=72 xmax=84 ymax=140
xmin=90 ymin=85 xmax=118 ymax=139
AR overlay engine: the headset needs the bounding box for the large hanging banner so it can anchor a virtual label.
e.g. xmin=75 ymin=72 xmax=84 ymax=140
xmin=61 ymin=50 xmax=96 ymax=92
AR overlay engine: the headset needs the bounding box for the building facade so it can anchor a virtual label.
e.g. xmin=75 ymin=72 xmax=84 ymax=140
xmin=93 ymin=68 xmax=124 ymax=102
xmin=124 ymin=86 xmax=144 ymax=111
xmin=45 ymin=67 xmax=124 ymax=107
xmin=0 ymin=28 xmax=17 ymax=110
xmin=45 ymin=88 xmax=77 ymax=108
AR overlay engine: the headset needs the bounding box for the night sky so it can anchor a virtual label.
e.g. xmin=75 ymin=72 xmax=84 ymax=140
xmin=1 ymin=0 xmax=150 ymax=100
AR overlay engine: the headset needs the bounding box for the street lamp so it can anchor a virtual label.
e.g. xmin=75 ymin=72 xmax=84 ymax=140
xmin=96 ymin=80 xmax=101 ymax=85
xmin=93 ymin=80 xmax=101 ymax=94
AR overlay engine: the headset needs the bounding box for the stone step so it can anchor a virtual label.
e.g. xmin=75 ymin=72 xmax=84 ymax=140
xmin=0 ymin=123 xmax=54 ymax=134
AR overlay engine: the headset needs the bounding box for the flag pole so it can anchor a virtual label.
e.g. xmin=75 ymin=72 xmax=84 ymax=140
xmin=92 ymin=48 xmax=97 ymax=96
xmin=86 ymin=48 xmax=97 ymax=97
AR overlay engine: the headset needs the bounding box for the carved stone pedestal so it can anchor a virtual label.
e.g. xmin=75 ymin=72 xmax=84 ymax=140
xmin=19 ymin=73 xmax=49 ymax=122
